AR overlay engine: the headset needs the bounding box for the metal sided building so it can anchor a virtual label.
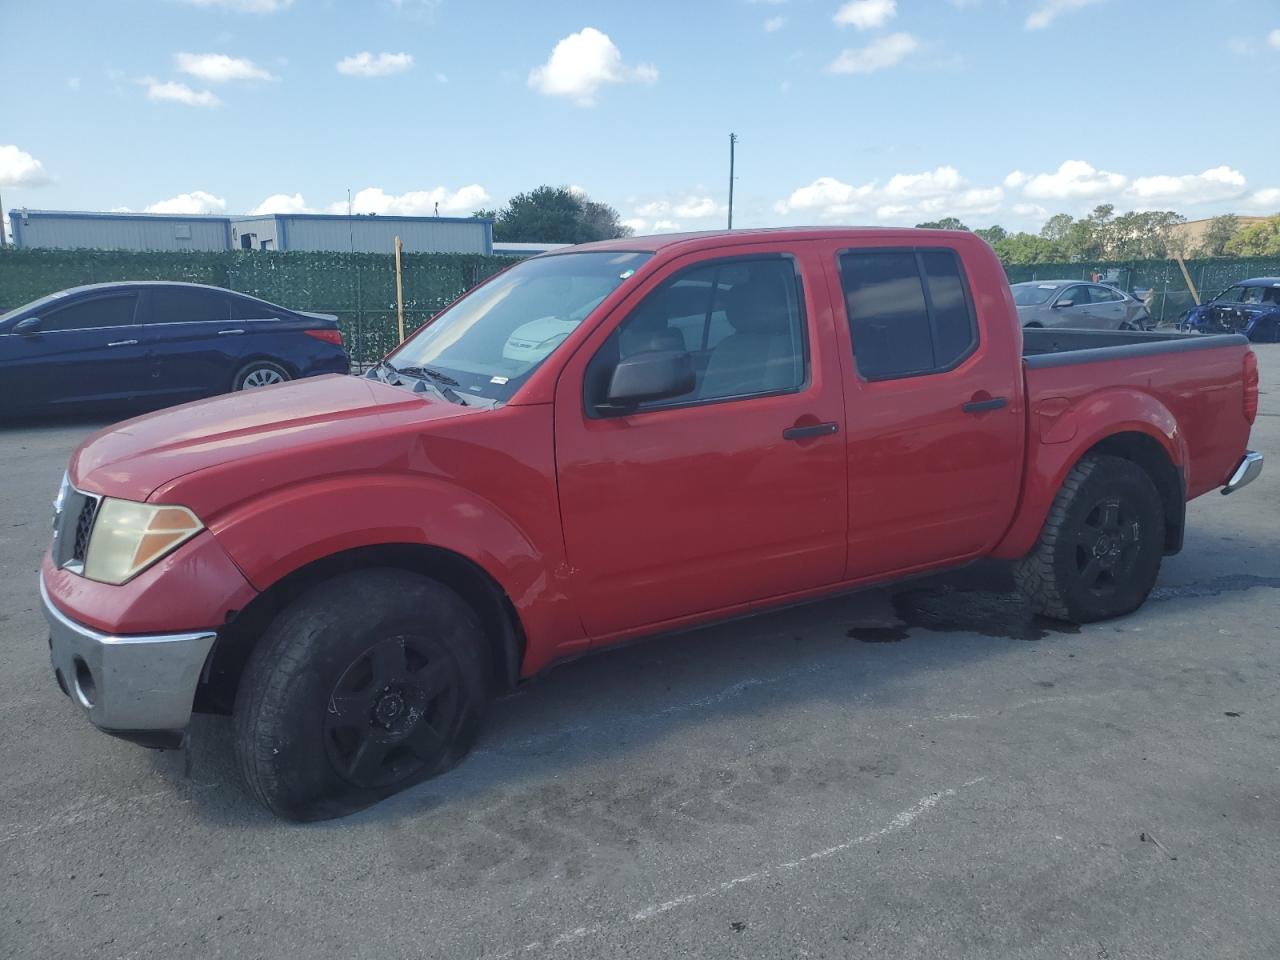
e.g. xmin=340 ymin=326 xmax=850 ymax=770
xmin=7 ymin=210 xmax=232 ymax=251
xmin=229 ymin=214 xmax=494 ymax=255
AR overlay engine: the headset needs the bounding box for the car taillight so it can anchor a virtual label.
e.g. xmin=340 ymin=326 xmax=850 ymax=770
xmin=1243 ymin=351 xmax=1259 ymax=424
xmin=305 ymin=328 xmax=343 ymax=346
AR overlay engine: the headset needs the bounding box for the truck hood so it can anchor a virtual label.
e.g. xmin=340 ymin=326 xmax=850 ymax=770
xmin=70 ymin=374 xmax=464 ymax=502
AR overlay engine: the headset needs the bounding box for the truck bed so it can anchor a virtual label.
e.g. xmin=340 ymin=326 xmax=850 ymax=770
xmin=1022 ymin=328 xmax=1248 ymax=366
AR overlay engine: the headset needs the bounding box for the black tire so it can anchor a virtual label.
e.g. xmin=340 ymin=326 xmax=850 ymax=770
xmin=1014 ymin=454 xmax=1165 ymax=624
xmin=233 ymin=569 xmax=490 ymax=821
xmin=232 ymin=359 xmax=291 ymax=391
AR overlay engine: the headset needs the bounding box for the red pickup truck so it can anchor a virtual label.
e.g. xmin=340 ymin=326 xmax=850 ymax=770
xmin=41 ymin=228 xmax=1263 ymax=820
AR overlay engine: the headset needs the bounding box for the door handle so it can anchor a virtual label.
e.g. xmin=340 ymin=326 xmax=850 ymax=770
xmin=217 ymin=328 xmax=245 ymax=335
xmin=962 ymin=396 xmax=1008 ymax=414
xmin=783 ymin=421 xmax=839 ymax=441
xmin=106 ymin=339 xmax=139 ymax=347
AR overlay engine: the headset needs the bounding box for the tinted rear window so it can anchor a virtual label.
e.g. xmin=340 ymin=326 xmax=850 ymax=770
xmin=149 ymin=287 xmax=231 ymax=324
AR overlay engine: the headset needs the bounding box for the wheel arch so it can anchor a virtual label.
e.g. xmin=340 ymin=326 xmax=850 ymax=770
xmin=196 ymin=542 xmax=526 ymax=714
xmin=994 ymin=407 xmax=1187 ymax=561
xmin=1083 ymin=431 xmax=1185 ymax=554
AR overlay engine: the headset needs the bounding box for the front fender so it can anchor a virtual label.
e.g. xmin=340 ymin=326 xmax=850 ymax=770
xmin=208 ymin=473 xmax=583 ymax=673
xmin=992 ymin=388 xmax=1186 ymax=560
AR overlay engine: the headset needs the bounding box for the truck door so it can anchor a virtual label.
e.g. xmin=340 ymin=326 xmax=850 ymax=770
xmin=823 ymin=243 xmax=1024 ymax=581
xmin=554 ymin=244 xmax=848 ymax=639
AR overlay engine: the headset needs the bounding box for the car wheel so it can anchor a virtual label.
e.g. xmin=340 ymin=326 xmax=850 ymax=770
xmin=233 ymin=360 xmax=291 ymax=391
xmin=1014 ymin=454 xmax=1165 ymax=624
xmin=233 ymin=569 xmax=490 ymax=821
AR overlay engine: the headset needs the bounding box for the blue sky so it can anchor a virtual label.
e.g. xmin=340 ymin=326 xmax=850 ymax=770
xmin=3 ymin=0 xmax=1279 ymax=234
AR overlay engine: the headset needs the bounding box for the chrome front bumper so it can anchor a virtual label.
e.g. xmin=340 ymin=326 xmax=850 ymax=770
xmin=40 ymin=576 xmax=217 ymax=746
xmin=1222 ymin=450 xmax=1264 ymax=495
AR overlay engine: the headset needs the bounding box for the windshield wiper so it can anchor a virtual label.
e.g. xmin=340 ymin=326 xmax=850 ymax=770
xmin=399 ymin=366 xmax=459 ymax=387
xmin=392 ymin=365 xmax=467 ymax=405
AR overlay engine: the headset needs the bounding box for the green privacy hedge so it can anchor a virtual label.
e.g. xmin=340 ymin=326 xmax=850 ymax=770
xmin=0 ymin=248 xmax=515 ymax=362
xmin=5 ymin=248 xmax=1279 ymax=358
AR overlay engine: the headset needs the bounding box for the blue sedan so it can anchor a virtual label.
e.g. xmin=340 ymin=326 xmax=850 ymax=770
xmin=1183 ymin=277 xmax=1280 ymax=343
xmin=0 ymin=282 xmax=350 ymax=416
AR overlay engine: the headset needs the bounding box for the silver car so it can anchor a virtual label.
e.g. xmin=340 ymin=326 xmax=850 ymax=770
xmin=1012 ymin=281 xmax=1152 ymax=330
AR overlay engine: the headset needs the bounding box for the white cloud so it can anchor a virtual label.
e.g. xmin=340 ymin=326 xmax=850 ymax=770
xmin=1017 ymin=160 xmax=1126 ymax=200
xmin=528 ymin=27 xmax=657 ymax=106
xmin=652 ymin=220 xmax=681 ymax=232
xmin=764 ymin=15 xmax=787 ymax=31
xmin=622 ymin=217 xmax=648 ymax=233
xmin=1126 ymin=166 xmax=1247 ymax=207
xmin=177 ymin=0 xmax=293 ymax=12
xmin=337 ymin=52 xmax=414 ymax=77
xmin=778 ymin=159 xmax=1269 ymax=227
xmin=1246 ymin=187 xmax=1280 ymax=211
xmin=145 ymin=79 xmax=222 ymax=107
xmin=0 ymin=145 xmax=52 ymax=187
xmin=145 ymin=190 xmax=227 ymax=214
xmin=776 ymin=166 xmax=1003 ymax=223
xmin=634 ymin=195 xmax=724 ymax=220
xmin=176 ymin=52 xmax=275 ymax=82
xmin=1268 ymin=29 xmax=1280 ymax=50
xmin=1026 ymin=0 xmax=1103 ymax=31
xmin=328 ymin=184 xmax=492 ymax=216
xmin=249 ymin=192 xmax=312 ymax=215
xmin=834 ymin=0 xmax=896 ymax=30
xmin=829 ymin=33 xmax=918 ymax=74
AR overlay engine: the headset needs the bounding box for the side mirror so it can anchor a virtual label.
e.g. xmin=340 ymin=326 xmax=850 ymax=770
xmin=13 ymin=316 xmax=42 ymax=335
xmin=1053 ymin=299 xmax=1074 ymax=309
xmin=602 ymin=349 xmax=695 ymax=412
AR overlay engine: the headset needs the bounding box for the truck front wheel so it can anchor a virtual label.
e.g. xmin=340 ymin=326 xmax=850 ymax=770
xmin=1014 ymin=454 xmax=1165 ymax=623
xmin=233 ymin=569 xmax=490 ymax=821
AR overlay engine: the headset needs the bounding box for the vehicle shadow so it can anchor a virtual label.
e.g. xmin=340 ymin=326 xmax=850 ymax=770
xmin=159 ymin=540 xmax=1280 ymax=840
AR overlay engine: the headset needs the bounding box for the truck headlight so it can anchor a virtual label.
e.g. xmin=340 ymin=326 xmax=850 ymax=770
xmin=83 ymin=499 xmax=204 ymax=585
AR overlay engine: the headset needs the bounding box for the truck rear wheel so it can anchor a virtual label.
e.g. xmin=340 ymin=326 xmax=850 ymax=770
xmin=1014 ymin=454 xmax=1165 ymax=624
xmin=233 ymin=569 xmax=489 ymax=821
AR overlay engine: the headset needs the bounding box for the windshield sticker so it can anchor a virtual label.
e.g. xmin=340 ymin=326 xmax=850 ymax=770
xmin=619 ymin=269 xmax=636 ymax=279
xmin=1038 ymin=284 xmax=1057 ymax=289
xmin=490 ymin=376 xmax=509 ymax=384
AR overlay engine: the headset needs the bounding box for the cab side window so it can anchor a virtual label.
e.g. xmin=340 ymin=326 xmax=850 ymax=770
xmin=585 ymin=256 xmax=807 ymax=412
xmin=40 ymin=295 xmax=139 ymax=331
xmin=839 ymin=249 xmax=978 ymax=381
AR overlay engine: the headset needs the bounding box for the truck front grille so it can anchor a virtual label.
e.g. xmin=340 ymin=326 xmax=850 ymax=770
xmin=53 ymin=489 xmax=100 ymax=571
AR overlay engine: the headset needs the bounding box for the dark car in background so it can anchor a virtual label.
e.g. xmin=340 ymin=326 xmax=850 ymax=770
xmin=1183 ymin=278 xmax=1280 ymax=342
xmin=0 ymin=282 xmax=349 ymax=417
xmin=1011 ymin=280 xmax=1153 ymax=330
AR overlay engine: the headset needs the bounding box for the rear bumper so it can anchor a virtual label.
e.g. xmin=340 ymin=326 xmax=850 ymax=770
xmin=1222 ymin=450 xmax=1263 ymax=495
xmin=41 ymin=575 xmax=216 ymax=747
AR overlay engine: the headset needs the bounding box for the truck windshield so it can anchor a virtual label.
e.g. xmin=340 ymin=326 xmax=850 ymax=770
xmin=1011 ymin=282 xmax=1060 ymax=305
xmin=386 ymin=250 xmax=652 ymax=403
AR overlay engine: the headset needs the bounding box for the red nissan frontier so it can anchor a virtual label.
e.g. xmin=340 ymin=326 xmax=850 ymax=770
xmin=40 ymin=228 xmax=1263 ymax=820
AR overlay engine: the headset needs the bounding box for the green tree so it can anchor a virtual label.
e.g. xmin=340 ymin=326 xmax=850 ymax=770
xmin=1198 ymin=215 xmax=1240 ymax=257
xmin=993 ymin=231 xmax=1063 ymax=264
xmin=915 ymin=217 xmax=969 ymax=231
xmin=492 ymin=186 xmax=632 ymax=243
xmin=1225 ymin=216 xmax=1280 ymax=257
xmin=471 ymin=208 xmax=498 ymax=221
xmin=1108 ymin=210 xmax=1185 ymax=259
xmin=974 ymin=225 xmax=1008 ymax=244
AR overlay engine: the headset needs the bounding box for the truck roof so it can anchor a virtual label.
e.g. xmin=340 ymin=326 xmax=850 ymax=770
xmin=559 ymin=226 xmax=975 ymax=256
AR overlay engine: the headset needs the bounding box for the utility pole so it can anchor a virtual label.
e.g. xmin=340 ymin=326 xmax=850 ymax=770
xmin=727 ymin=133 xmax=738 ymax=230
xmin=0 ymin=193 xmax=6 ymax=246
